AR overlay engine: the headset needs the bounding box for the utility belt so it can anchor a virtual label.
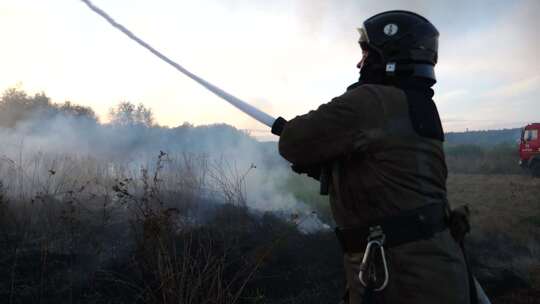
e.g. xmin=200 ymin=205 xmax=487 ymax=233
xmin=334 ymin=203 xmax=450 ymax=301
xmin=335 ymin=203 xmax=448 ymax=254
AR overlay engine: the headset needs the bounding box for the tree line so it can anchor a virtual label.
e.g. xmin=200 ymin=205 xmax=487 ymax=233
xmin=0 ymin=87 xmax=154 ymax=128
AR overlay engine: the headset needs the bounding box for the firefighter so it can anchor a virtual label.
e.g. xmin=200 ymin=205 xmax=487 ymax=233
xmin=277 ymin=11 xmax=471 ymax=303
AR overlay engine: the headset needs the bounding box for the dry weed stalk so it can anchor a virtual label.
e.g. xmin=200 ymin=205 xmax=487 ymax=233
xmin=107 ymin=152 xmax=262 ymax=304
xmin=208 ymin=158 xmax=255 ymax=207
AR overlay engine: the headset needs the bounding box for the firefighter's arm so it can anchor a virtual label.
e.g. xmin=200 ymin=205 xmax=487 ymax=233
xmin=278 ymin=86 xmax=383 ymax=166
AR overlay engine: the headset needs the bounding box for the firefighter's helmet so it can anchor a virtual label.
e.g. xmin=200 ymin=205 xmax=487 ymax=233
xmin=358 ymin=10 xmax=439 ymax=81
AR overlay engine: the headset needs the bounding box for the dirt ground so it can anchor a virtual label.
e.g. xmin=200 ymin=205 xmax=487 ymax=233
xmin=448 ymin=174 xmax=539 ymax=240
xmin=447 ymin=174 xmax=540 ymax=303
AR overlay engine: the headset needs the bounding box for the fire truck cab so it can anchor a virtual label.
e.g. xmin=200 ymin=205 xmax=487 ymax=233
xmin=519 ymin=123 xmax=540 ymax=177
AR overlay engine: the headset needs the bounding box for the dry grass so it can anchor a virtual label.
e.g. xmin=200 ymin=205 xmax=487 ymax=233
xmin=448 ymin=174 xmax=540 ymax=303
xmin=0 ymin=151 xmax=273 ymax=304
xmin=1 ymin=147 xmax=539 ymax=303
xmin=448 ymin=174 xmax=540 ymax=242
xmin=449 ymin=173 xmax=538 ymax=223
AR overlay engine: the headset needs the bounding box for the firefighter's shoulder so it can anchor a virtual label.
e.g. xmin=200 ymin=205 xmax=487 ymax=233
xmin=334 ymin=83 xmax=404 ymax=110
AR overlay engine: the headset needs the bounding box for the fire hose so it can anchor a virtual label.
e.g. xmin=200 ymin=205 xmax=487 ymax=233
xmin=80 ymin=0 xmax=286 ymax=134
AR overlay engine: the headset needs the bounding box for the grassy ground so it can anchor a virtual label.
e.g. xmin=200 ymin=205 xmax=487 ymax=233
xmin=0 ymin=149 xmax=538 ymax=303
xmin=448 ymin=174 xmax=540 ymax=303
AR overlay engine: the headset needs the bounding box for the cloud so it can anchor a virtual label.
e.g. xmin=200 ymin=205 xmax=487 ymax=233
xmin=435 ymin=89 xmax=469 ymax=104
xmin=484 ymin=75 xmax=540 ymax=100
xmin=433 ymin=1 xmax=540 ymax=131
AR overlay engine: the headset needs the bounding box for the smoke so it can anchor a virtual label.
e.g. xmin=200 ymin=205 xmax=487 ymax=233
xmin=0 ymin=105 xmax=329 ymax=233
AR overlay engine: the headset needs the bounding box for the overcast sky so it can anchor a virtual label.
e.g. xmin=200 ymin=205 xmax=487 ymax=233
xmin=1 ymin=0 xmax=538 ymax=139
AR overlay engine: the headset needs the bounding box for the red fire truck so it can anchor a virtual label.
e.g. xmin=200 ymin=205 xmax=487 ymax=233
xmin=519 ymin=123 xmax=540 ymax=177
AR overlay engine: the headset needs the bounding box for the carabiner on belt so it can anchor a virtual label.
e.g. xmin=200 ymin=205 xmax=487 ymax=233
xmin=358 ymin=225 xmax=389 ymax=292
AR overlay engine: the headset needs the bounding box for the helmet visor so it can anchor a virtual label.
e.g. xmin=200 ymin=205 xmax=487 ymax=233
xmin=357 ymin=27 xmax=369 ymax=50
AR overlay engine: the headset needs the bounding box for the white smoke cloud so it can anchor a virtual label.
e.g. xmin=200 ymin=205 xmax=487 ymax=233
xmin=0 ymin=109 xmax=330 ymax=233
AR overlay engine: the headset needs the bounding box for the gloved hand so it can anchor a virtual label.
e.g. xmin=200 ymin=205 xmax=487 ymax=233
xmin=449 ymin=205 xmax=471 ymax=244
xmin=271 ymin=117 xmax=287 ymax=136
xmin=273 ymin=117 xmax=323 ymax=183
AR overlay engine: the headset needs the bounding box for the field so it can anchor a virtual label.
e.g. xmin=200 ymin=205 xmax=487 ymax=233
xmin=0 ymin=152 xmax=538 ymax=304
xmin=447 ymin=174 xmax=540 ymax=303
xmin=0 ymin=89 xmax=538 ymax=303
xmin=0 ymin=151 xmax=345 ymax=304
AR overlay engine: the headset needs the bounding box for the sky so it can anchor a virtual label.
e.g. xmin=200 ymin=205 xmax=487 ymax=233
xmin=0 ymin=0 xmax=539 ymax=140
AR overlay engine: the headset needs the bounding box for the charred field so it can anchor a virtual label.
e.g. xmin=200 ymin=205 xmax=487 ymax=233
xmin=1 ymin=155 xmax=539 ymax=304
xmin=0 ymin=151 xmax=344 ymax=304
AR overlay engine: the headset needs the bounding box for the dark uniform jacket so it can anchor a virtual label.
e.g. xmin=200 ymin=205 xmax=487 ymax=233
xmin=278 ymin=83 xmax=469 ymax=303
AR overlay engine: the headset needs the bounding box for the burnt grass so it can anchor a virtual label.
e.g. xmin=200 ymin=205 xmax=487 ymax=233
xmin=0 ymin=171 xmax=539 ymax=303
xmin=0 ymin=196 xmax=344 ymax=304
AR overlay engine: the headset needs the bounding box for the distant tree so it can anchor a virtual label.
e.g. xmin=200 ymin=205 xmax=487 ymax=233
xmin=0 ymin=88 xmax=99 ymax=128
xmin=135 ymin=103 xmax=154 ymax=127
xmin=0 ymin=88 xmax=52 ymax=127
xmin=0 ymin=88 xmax=103 ymax=129
xmin=58 ymin=101 xmax=98 ymax=122
xmin=109 ymin=101 xmax=155 ymax=127
xmin=446 ymin=128 xmax=522 ymax=146
xmin=176 ymin=122 xmax=193 ymax=130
